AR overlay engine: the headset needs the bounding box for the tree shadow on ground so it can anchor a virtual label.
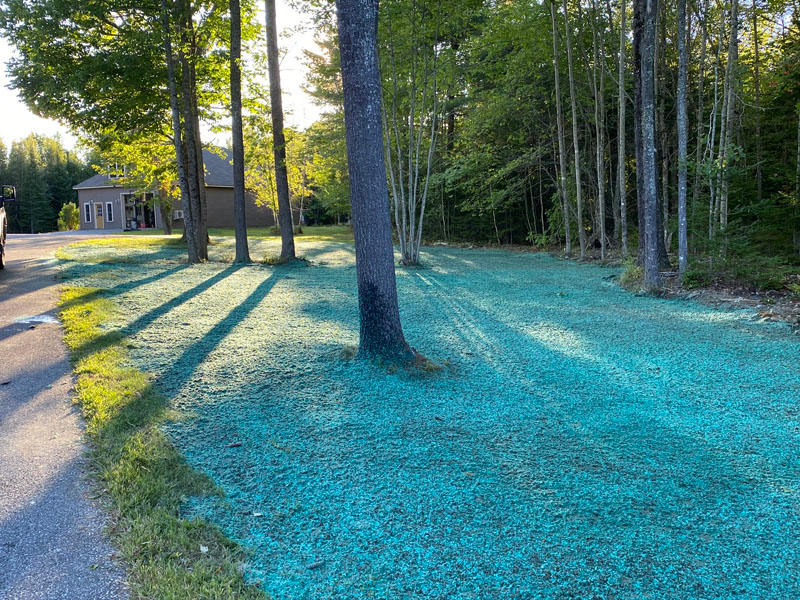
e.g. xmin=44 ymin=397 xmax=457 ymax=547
xmin=73 ymin=265 xmax=245 ymax=357
xmin=155 ymin=271 xmax=282 ymax=395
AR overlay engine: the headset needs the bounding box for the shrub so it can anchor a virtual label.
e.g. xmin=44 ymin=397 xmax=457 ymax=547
xmin=57 ymin=202 xmax=80 ymax=231
xmin=619 ymin=258 xmax=643 ymax=289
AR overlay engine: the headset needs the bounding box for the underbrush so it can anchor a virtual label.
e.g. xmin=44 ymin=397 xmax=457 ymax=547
xmin=684 ymin=252 xmax=798 ymax=291
xmin=59 ymin=286 xmax=265 ymax=600
xmin=618 ymin=258 xmax=644 ymax=290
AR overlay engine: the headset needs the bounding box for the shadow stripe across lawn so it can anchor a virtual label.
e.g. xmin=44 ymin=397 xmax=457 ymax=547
xmin=63 ymin=242 xmax=800 ymax=600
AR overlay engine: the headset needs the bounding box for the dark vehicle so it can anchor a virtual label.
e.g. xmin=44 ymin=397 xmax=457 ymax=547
xmin=0 ymin=185 xmax=16 ymax=269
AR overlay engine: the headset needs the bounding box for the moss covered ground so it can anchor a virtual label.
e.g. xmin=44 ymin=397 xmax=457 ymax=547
xmin=59 ymin=236 xmax=799 ymax=599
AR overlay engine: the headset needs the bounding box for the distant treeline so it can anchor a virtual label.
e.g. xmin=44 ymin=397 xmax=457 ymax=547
xmin=0 ymin=134 xmax=94 ymax=233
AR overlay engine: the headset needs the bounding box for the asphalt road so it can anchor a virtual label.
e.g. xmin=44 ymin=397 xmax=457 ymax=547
xmin=0 ymin=231 xmax=128 ymax=600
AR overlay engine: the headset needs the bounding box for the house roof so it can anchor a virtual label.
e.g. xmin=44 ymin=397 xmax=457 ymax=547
xmin=73 ymin=147 xmax=235 ymax=190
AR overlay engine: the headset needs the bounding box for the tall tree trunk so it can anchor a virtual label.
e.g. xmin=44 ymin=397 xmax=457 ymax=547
xmin=177 ymin=0 xmax=208 ymax=260
xmin=707 ymin=12 xmax=725 ymax=239
xmin=590 ymin=0 xmax=607 ymax=260
xmin=634 ymin=0 xmax=645 ymax=263
xmin=655 ymin=0 xmax=670 ymax=260
xmin=230 ymin=0 xmax=250 ymax=263
xmin=617 ymin=0 xmax=628 ymax=255
xmin=562 ymin=0 xmax=586 ymax=258
xmin=178 ymin=52 xmax=203 ymax=257
xmin=635 ymin=0 xmax=661 ymax=289
xmin=265 ymin=0 xmax=296 ymax=260
xmin=550 ymin=1 xmax=571 ymax=256
xmin=159 ymin=0 xmax=198 ymax=263
xmin=720 ymin=0 xmax=739 ymax=233
xmin=795 ymin=110 xmax=800 ymax=255
xmin=335 ymin=0 xmax=413 ymax=362
xmin=191 ymin=72 xmax=209 ymax=259
xmin=677 ymin=0 xmax=689 ymax=275
xmin=692 ymin=0 xmax=708 ymax=233
xmin=752 ymin=0 xmax=762 ymax=204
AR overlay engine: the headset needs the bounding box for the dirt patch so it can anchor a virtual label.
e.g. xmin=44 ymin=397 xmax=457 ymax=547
xmin=659 ymin=275 xmax=800 ymax=329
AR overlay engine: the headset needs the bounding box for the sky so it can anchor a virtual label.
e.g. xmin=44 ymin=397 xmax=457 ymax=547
xmin=0 ymin=3 xmax=323 ymax=152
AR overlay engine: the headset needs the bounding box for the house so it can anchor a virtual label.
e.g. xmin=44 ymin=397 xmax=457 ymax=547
xmin=73 ymin=148 xmax=277 ymax=231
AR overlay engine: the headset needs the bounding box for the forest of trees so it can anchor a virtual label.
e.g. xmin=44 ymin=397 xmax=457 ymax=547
xmin=2 ymin=0 xmax=798 ymax=288
xmin=301 ymin=0 xmax=800 ymax=287
xmin=0 ymin=134 xmax=93 ymax=233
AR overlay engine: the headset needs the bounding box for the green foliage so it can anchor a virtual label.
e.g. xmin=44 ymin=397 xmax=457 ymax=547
xmin=1 ymin=134 xmax=92 ymax=233
xmin=58 ymin=202 xmax=80 ymax=231
xmin=0 ymin=0 xmax=250 ymax=143
xmin=301 ymin=26 xmax=350 ymax=222
xmin=619 ymin=258 xmax=644 ymax=289
xmin=299 ymin=0 xmax=800 ymax=283
xmin=686 ymin=251 xmax=795 ymax=291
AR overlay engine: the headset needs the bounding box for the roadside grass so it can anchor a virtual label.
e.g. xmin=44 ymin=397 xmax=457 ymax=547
xmin=59 ymin=286 xmax=266 ymax=600
xmin=74 ymin=236 xmax=185 ymax=248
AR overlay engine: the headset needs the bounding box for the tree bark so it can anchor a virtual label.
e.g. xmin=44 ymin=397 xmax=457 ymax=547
xmin=335 ymin=0 xmax=413 ymax=362
xmin=692 ymin=0 xmax=708 ymax=232
xmin=720 ymin=0 xmax=739 ymax=233
xmin=590 ymin=0 xmax=607 ymax=260
xmin=178 ymin=8 xmax=203 ymax=260
xmin=230 ymin=0 xmax=250 ymax=263
xmin=550 ymin=1 xmax=571 ymax=256
xmin=635 ymin=0 xmax=661 ymax=289
xmin=752 ymin=0 xmax=762 ymax=204
xmin=677 ymin=0 xmax=689 ymax=275
xmin=159 ymin=0 xmax=198 ymax=263
xmin=190 ymin=70 xmax=209 ymax=258
xmin=158 ymin=197 xmax=174 ymax=235
xmin=795 ymin=110 xmax=800 ymax=255
xmin=634 ymin=0 xmax=645 ymax=262
xmin=265 ymin=0 xmax=296 ymax=260
xmin=562 ymin=0 xmax=586 ymax=258
xmin=616 ymin=0 xmax=628 ymax=255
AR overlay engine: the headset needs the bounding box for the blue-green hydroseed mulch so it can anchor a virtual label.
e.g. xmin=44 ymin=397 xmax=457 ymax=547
xmin=60 ymin=239 xmax=800 ymax=599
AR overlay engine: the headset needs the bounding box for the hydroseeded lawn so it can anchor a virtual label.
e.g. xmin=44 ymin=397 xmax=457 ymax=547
xmin=60 ymin=238 xmax=800 ymax=600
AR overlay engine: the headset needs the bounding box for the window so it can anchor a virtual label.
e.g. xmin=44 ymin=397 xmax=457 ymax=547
xmin=108 ymin=162 xmax=124 ymax=179
xmin=106 ymin=202 xmax=113 ymax=222
xmin=84 ymin=203 xmax=92 ymax=223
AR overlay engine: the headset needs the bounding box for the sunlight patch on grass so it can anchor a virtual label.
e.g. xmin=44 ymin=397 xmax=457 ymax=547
xmin=208 ymin=225 xmax=354 ymax=243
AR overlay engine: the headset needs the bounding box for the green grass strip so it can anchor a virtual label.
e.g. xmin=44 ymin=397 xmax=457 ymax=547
xmin=59 ymin=286 xmax=267 ymax=600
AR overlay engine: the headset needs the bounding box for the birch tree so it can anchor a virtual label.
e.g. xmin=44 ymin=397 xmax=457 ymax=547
xmin=550 ymin=0 xmax=572 ymax=256
xmin=677 ymin=0 xmax=688 ymax=275
xmin=562 ymin=0 xmax=586 ymax=259
xmin=589 ymin=0 xmax=607 ymax=260
xmin=616 ymin=0 xmax=628 ymax=254
xmin=719 ymin=0 xmax=739 ymax=233
xmin=381 ymin=0 xmax=441 ymax=266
